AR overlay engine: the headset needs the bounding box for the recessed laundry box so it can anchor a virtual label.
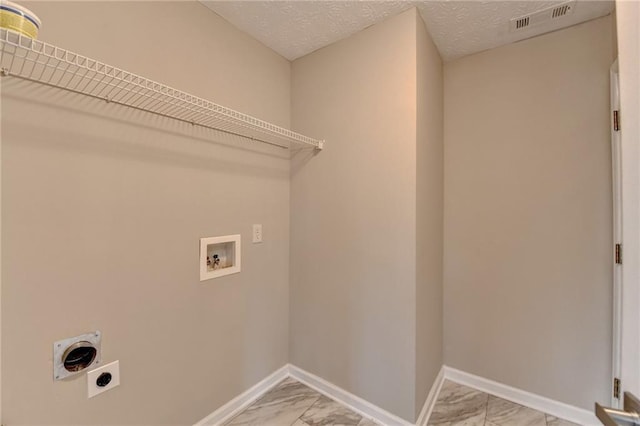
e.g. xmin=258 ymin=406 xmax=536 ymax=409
xmin=200 ymin=235 xmax=241 ymax=281
xmin=53 ymin=331 xmax=101 ymax=380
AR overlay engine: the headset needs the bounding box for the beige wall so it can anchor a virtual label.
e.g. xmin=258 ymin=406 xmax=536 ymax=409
xmin=1 ymin=1 xmax=616 ymax=422
xmin=290 ymin=8 xmax=443 ymax=422
xmin=443 ymin=16 xmax=615 ymax=410
xmin=2 ymin=2 xmax=291 ymax=424
xmin=415 ymin=11 xmax=444 ymax=419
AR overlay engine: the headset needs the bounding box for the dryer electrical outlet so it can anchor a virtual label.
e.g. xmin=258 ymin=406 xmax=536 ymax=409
xmin=87 ymin=360 xmax=120 ymax=398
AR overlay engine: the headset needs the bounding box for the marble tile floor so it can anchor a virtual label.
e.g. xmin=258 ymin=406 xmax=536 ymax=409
xmin=223 ymin=377 xmax=581 ymax=426
xmin=428 ymin=380 xmax=581 ymax=426
xmin=224 ymin=377 xmax=379 ymax=426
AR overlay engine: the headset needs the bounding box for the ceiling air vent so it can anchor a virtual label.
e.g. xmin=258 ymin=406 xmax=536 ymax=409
xmin=509 ymin=1 xmax=576 ymax=32
xmin=552 ymin=4 xmax=572 ymax=18
xmin=515 ymin=16 xmax=530 ymax=29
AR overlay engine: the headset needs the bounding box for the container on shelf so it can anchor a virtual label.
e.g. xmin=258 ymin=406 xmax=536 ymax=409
xmin=0 ymin=1 xmax=40 ymax=39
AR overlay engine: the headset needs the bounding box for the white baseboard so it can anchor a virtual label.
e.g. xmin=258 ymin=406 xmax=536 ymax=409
xmin=443 ymin=366 xmax=600 ymax=426
xmin=194 ymin=365 xmax=290 ymax=426
xmin=193 ymin=364 xmax=596 ymax=426
xmin=194 ymin=363 xmax=417 ymax=426
xmin=288 ymin=364 xmax=413 ymax=426
xmin=415 ymin=366 xmax=445 ymax=426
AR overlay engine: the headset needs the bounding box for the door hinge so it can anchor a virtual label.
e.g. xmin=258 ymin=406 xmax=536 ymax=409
xmin=616 ymin=244 xmax=622 ymax=264
xmin=614 ymin=377 xmax=621 ymax=399
xmin=614 ymin=110 xmax=620 ymax=131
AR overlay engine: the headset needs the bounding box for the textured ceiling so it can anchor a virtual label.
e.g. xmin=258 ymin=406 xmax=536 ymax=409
xmin=201 ymin=1 xmax=412 ymax=60
xmin=201 ymin=1 xmax=614 ymax=61
xmin=419 ymin=1 xmax=614 ymax=60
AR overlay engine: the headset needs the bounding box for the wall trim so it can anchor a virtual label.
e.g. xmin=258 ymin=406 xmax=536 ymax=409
xmin=193 ymin=364 xmax=290 ymax=426
xmin=288 ymin=364 xmax=413 ymax=426
xmin=443 ymin=366 xmax=600 ymax=426
xmin=193 ymin=364 xmax=598 ymax=426
xmin=193 ymin=364 xmax=417 ymax=426
xmin=415 ymin=366 xmax=445 ymax=426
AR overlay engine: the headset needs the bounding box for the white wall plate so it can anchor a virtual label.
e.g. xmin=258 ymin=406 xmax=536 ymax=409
xmin=87 ymin=360 xmax=120 ymax=398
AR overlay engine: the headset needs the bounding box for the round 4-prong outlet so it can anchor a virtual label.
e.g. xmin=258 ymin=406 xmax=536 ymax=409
xmin=87 ymin=360 xmax=120 ymax=398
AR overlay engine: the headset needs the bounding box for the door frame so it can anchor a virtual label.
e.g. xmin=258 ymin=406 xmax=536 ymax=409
xmin=611 ymin=59 xmax=622 ymax=408
xmin=617 ymin=0 xmax=640 ymax=401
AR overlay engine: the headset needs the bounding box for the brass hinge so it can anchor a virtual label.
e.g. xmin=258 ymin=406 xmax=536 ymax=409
xmin=614 ymin=377 xmax=621 ymax=399
xmin=614 ymin=110 xmax=620 ymax=131
xmin=616 ymin=244 xmax=622 ymax=264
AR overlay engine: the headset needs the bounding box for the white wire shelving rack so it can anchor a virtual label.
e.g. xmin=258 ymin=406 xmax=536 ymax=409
xmin=0 ymin=29 xmax=324 ymax=150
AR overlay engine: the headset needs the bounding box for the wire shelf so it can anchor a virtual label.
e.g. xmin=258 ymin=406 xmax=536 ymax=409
xmin=0 ymin=29 xmax=324 ymax=150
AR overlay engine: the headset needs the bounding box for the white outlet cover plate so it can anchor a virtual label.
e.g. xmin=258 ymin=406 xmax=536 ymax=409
xmin=87 ymin=360 xmax=120 ymax=398
xmin=252 ymin=224 xmax=262 ymax=243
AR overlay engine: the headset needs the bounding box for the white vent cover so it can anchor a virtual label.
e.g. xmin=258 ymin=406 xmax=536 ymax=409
xmin=510 ymin=1 xmax=576 ymax=32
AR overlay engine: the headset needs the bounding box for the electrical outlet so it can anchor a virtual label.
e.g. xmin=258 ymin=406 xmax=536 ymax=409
xmin=252 ymin=224 xmax=262 ymax=243
xmin=87 ymin=360 xmax=120 ymax=398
